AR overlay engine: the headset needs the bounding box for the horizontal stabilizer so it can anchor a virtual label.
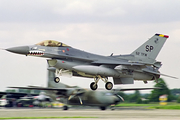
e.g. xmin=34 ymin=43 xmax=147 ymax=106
xmin=143 ymin=69 xmax=178 ymax=79
xmin=158 ymin=73 xmax=178 ymax=79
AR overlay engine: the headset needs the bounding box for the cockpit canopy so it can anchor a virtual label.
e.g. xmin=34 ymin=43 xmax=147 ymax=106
xmin=36 ymin=40 xmax=71 ymax=47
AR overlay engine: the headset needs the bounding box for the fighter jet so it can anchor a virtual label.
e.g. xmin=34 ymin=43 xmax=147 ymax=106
xmin=5 ymin=33 xmax=177 ymax=90
xmin=9 ymin=67 xmax=159 ymax=110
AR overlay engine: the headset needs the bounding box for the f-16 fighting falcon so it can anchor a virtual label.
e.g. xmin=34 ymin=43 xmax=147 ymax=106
xmin=5 ymin=33 xmax=177 ymax=90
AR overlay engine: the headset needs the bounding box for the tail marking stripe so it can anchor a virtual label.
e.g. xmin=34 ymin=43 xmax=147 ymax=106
xmin=155 ymin=33 xmax=169 ymax=38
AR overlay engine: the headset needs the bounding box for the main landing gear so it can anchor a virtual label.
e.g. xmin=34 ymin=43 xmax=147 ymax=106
xmin=90 ymin=75 xmax=113 ymax=91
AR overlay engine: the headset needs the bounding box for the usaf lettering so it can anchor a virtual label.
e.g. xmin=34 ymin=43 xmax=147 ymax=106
xmin=146 ymin=45 xmax=154 ymax=52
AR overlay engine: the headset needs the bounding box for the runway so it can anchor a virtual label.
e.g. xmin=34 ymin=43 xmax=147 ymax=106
xmin=0 ymin=107 xmax=180 ymax=120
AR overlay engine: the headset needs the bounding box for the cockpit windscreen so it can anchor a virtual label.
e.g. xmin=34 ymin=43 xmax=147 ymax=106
xmin=36 ymin=40 xmax=70 ymax=47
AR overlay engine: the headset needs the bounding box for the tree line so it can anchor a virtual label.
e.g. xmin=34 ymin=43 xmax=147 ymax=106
xmin=118 ymin=78 xmax=180 ymax=103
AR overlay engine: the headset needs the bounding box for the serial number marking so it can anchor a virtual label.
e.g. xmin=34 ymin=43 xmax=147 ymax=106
xmin=136 ymin=52 xmax=147 ymax=57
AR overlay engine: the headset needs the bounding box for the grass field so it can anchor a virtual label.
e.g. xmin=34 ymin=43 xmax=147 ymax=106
xmin=148 ymin=105 xmax=180 ymax=110
xmin=116 ymin=102 xmax=180 ymax=110
xmin=116 ymin=103 xmax=158 ymax=107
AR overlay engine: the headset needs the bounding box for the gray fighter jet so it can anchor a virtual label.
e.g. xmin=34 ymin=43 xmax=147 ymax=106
xmin=9 ymin=67 xmax=159 ymax=110
xmin=5 ymin=33 xmax=177 ymax=90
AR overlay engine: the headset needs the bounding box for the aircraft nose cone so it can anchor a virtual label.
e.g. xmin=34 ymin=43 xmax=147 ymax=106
xmin=6 ymin=46 xmax=29 ymax=55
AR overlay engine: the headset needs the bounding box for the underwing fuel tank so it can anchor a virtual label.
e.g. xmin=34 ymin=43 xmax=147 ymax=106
xmin=73 ymin=65 xmax=121 ymax=77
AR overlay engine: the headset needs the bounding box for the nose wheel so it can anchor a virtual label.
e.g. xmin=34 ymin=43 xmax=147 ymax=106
xmin=54 ymin=69 xmax=62 ymax=83
xmin=54 ymin=77 xmax=60 ymax=83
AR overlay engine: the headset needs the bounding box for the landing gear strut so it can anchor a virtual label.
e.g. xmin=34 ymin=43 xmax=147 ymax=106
xmin=54 ymin=69 xmax=61 ymax=83
xmin=90 ymin=75 xmax=113 ymax=90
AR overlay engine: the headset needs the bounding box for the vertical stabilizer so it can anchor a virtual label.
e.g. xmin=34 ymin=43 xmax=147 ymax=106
xmin=131 ymin=34 xmax=169 ymax=63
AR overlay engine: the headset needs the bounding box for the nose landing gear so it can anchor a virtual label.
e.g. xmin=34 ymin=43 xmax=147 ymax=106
xmin=54 ymin=77 xmax=60 ymax=83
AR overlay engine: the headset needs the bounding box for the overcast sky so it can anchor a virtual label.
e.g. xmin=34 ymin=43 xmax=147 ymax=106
xmin=0 ymin=0 xmax=180 ymax=93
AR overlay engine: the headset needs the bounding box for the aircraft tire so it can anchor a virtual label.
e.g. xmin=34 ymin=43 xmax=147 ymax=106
xmin=54 ymin=77 xmax=60 ymax=83
xmin=105 ymin=82 xmax=113 ymax=90
xmin=90 ymin=82 xmax=98 ymax=90
xmin=63 ymin=105 xmax=68 ymax=110
xmin=100 ymin=106 xmax=106 ymax=110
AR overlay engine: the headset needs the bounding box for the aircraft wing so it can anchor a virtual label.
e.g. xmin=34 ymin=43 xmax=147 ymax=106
xmin=46 ymin=52 xmax=144 ymax=66
xmin=142 ymin=69 xmax=178 ymax=79
xmin=114 ymin=87 xmax=161 ymax=91
xmin=0 ymin=91 xmax=10 ymax=96
xmin=8 ymin=86 xmax=85 ymax=96
xmin=0 ymin=91 xmax=38 ymax=98
xmin=8 ymin=86 xmax=74 ymax=91
xmin=92 ymin=60 xmax=144 ymax=66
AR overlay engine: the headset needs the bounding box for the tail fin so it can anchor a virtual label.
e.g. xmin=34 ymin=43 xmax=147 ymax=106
xmin=47 ymin=67 xmax=70 ymax=88
xmin=131 ymin=34 xmax=169 ymax=64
